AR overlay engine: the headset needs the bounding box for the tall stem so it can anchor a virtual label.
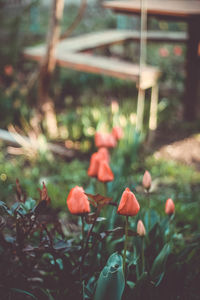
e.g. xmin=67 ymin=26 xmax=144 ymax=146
xmin=147 ymin=190 xmax=151 ymax=232
xmin=103 ymin=182 xmax=107 ymax=196
xmin=81 ymin=210 xmax=99 ymax=268
xmin=80 ymin=215 xmax=85 ymax=296
xmin=123 ymin=216 xmax=129 ymax=278
xmin=141 ymin=237 xmax=145 ymax=273
xmin=81 ymin=215 xmax=84 ymax=249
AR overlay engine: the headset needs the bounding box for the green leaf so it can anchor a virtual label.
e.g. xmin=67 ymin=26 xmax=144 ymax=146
xmin=83 ymin=276 xmax=96 ymax=299
xmin=94 ymin=253 xmax=125 ymax=300
xmin=24 ymin=197 xmax=36 ymax=211
xmin=127 ymin=281 xmax=135 ymax=289
xmin=10 ymin=288 xmax=38 ymax=299
xmin=41 ymin=289 xmax=55 ymax=300
xmin=131 ymin=272 xmax=149 ymax=298
xmin=0 ymin=200 xmax=12 ymax=215
xmin=150 ymin=243 xmax=171 ymax=286
xmin=11 ymin=202 xmax=20 ymax=213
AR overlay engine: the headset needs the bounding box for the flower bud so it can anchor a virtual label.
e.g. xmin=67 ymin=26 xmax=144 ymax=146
xmin=142 ymin=170 xmax=152 ymax=191
xmin=88 ymin=152 xmax=102 ymax=177
xmin=98 ymin=147 xmax=110 ymax=162
xmin=112 ymin=127 xmax=123 ymax=141
xmin=165 ymin=198 xmax=175 ymax=215
xmin=117 ymin=188 xmax=140 ymax=216
xmin=95 ymin=132 xmax=117 ymax=148
xmin=97 ymin=160 xmax=114 ymax=183
xmin=67 ymin=186 xmax=90 ymax=215
xmin=137 ymin=220 xmax=146 ymax=236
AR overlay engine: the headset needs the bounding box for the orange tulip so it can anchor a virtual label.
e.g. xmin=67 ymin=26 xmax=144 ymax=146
xmin=142 ymin=170 xmax=152 ymax=191
xmin=165 ymin=198 xmax=175 ymax=215
xmin=105 ymin=133 xmax=117 ymax=148
xmin=112 ymin=126 xmax=123 ymax=141
xmin=98 ymin=147 xmax=110 ymax=162
xmin=88 ymin=152 xmax=102 ymax=177
xmin=137 ymin=220 xmax=146 ymax=236
xmin=97 ymin=160 xmax=114 ymax=183
xmin=95 ymin=132 xmax=116 ymax=148
xmin=67 ymin=186 xmax=90 ymax=215
xmin=4 ymin=65 xmax=13 ymax=76
xmin=117 ymin=188 xmax=140 ymax=216
xmin=173 ymin=45 xmax=182 ymax=56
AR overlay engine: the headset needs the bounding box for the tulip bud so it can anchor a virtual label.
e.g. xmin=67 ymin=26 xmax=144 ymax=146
xmin=67 ymin=186 xmax=90 ymax=215
xmin=98 ymin=147 xmax=110 ymax=163
xmin=111 ymin=100 xmax=119 ymax=114
xmin=112 ymin=127 xmax=123 ymax=141
xmin=117 ymin=188 xmax=140 ymax=216
xmin=98 ymin=160 xmax=114 ymax=183
xmin=165 ymin=198 xmax=175 ymax=215
xmin=137 ymin=220 xmax=146 ymax=236
xmin=142 ymin=170 xmax=152 ymax=191
xmin=88 ymin=152 xmax=102 ymax=177
xmin=95 ymin=132 xmax=117 ymax=148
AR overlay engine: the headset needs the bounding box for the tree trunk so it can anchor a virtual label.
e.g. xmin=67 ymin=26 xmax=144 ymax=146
xmin=38 ymin=0 xmax=64 ymax=139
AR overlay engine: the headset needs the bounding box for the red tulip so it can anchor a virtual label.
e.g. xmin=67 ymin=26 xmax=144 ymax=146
xmin=4 ymin=65 xmax=13 ymax=76
xmin=112 ymin=126 xmax=123 ymax=141
xmin=95 ymin=132 xmax=116 ymax=148
xmin=98 ymin=147 xmax=110 ymax=162
xmin=105 ymin=133 xmax=117 ymax=148
xmin=137 ymin=220 xmax=146 ymax=236
xmin=142 ymin=170 xmax=152 ymax=191
xmin=67 ymin=186 xmax=90 ymax=215
xmin=173 ymin=46 xmax=182 ymax=56
xmin=117 ymin=188 xmax=140 ymax=216
xmin=159 ymin=47 xmax=169 ymax=57
xmin=88 ymin=152 xmax=102 ymax=177
xmin=97 ymin=160 xmax=114 ymax=183
xmin=165 ymin=198 xmax=175 ymax=215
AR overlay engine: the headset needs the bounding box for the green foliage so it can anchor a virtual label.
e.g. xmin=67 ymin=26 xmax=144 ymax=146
xmin=0 ymin=149 xmax=88 ymax=208
xmin=94 ymin=253 xmax=125 ymax=300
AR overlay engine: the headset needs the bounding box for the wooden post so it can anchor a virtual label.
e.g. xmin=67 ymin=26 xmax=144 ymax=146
xmin=184 ymin=16 xmax=200 ymax=121
xmin=149 ymin=83 xmax=158 ymax=131
xmin=136 ymin=0 xmax=147 ymax=133
xmin=38 ymin=0 xmax=64 ymax=138
xmin=136 ymin=87 xmax=145 ymax=131
xmin=147 ymin=83 xmax=159 ymax=144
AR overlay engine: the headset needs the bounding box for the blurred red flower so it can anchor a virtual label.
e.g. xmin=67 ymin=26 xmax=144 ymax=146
xmin=112 ymin=126 xmax=123 ymax=141
xmin=98 ymin=147 xmax=110 ymax=162
xmin=95 ymin=132 xmax=116 ymax=148
xmin=97 ymin=160 xmax=114 ymax=183
xmin=173 ymin=46 xmax=182 ymax=56
xmin=159 ymin=47 xmax=169 ymax=57
xmin=88 ymin=152 xmax=103 ymax=177
xmin=4 ymin=65 xmax=13 ymax=76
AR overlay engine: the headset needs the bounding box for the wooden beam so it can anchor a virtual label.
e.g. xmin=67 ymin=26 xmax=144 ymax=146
xmin=103 ymin=1 xmax=200 ymax=19
xmin=184 ymin=16 xmax=200 ymax=121
xmin=24 ymin=30 xmax=188 ymax=59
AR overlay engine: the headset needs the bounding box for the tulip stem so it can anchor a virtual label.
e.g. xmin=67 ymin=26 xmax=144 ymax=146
xmin=80 ymin=216 xmax=85 ymax=291
xmin=147 ymin=190 xmax=151 ymax=232
xmin=141 ymin=237 xmax=145 ymax=274
xmin=81 ymin=210 xmax=99 ymax=270
xmin=103 ymin=182 xmax=107 ymax=196
xmin=123 ymin=216 xmax=129 ymax=279
xmin=81 ymin=216 xmax=85 ymax=249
